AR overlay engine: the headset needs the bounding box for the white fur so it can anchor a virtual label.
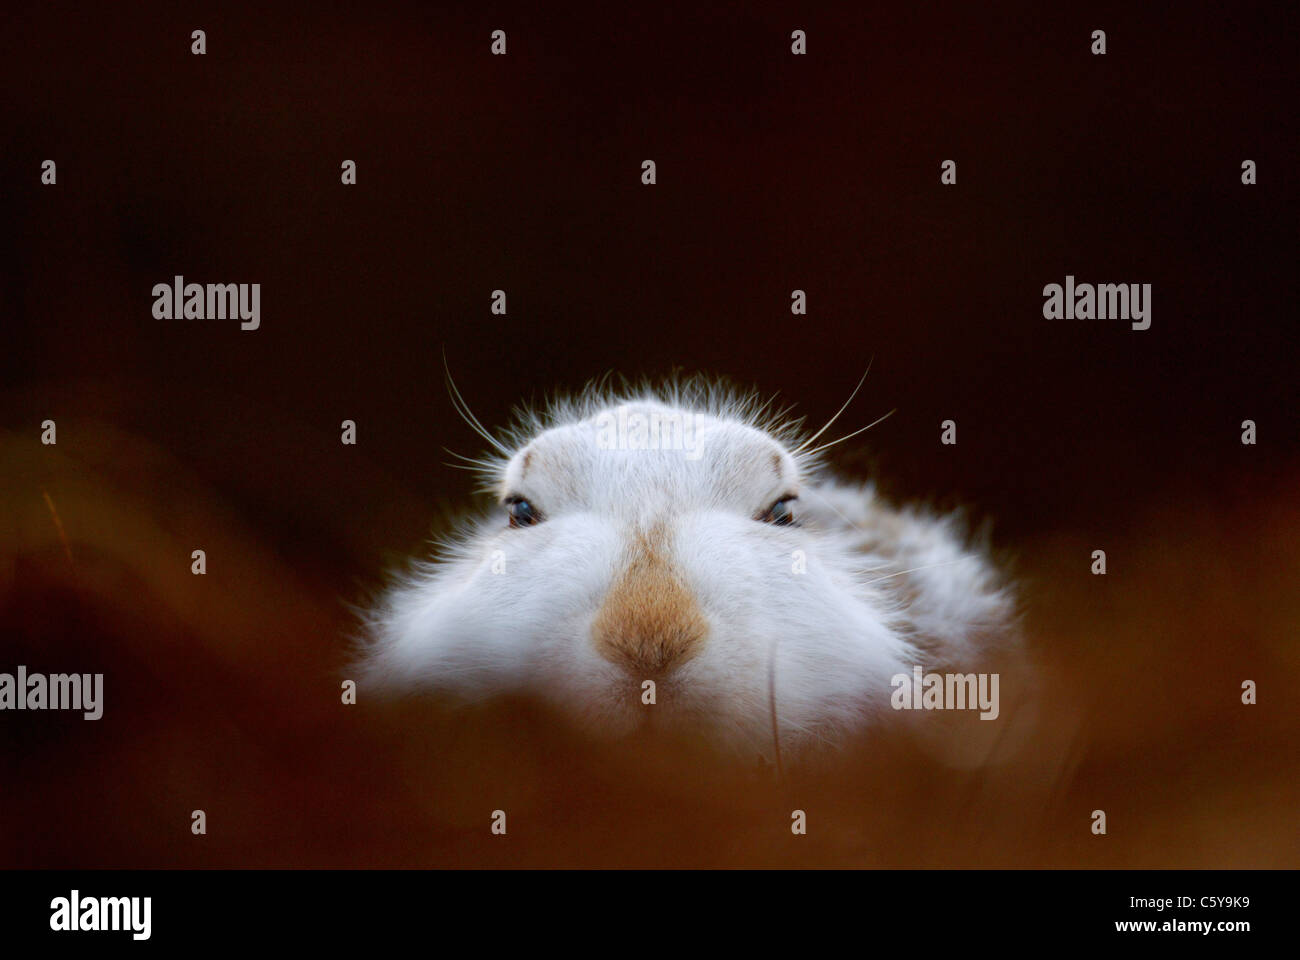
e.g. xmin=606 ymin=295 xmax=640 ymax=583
xmin=360 ymin=378 xmax=1015 ymax=756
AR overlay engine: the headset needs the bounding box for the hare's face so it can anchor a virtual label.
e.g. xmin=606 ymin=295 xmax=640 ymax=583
xmin=364 ymin=390 xmax=1011 ymax=756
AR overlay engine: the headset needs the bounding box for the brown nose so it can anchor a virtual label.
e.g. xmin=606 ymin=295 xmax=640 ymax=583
xmin=591 ymin=528 xmax=707 ymax=676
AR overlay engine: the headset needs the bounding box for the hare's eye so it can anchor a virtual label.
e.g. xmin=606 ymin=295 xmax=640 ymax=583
xmin=759 ymin=496 xmax=796 ymax=526
xmin=506 ymin=497 xmax=542 ymax=528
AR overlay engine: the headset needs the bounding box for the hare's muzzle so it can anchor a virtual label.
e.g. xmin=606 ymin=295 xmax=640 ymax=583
xmin=590 ymin=525 xmax=707 ymax=678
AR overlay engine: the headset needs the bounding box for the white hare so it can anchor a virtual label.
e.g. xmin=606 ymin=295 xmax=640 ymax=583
xmin=360 ymin=376 xmax=1015 ymax=757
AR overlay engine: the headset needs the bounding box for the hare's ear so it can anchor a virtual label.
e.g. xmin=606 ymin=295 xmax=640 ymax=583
xmin=887 ymin=512 xmax=1015 ymax=662
xmin=802 ymin=480 xmax=1014 ymax=659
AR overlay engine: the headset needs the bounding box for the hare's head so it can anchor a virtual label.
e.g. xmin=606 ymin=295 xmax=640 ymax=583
xmin=361 ymin=377 xmax=1013 ymax=757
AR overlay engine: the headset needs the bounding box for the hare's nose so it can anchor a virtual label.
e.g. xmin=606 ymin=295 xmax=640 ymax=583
xmin=591 ymin=529 xmax=707 ymax=677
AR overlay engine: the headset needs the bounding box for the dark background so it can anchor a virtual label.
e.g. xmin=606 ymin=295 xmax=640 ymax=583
xmin=1 ymin=1 xmax=1296 ymax=867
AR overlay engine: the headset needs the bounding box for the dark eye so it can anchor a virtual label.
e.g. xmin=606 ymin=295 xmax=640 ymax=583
xmin=760 ymin=497 xmax=796 ymax=526
xmin=506 ymin=497 xmax=541 ymax=528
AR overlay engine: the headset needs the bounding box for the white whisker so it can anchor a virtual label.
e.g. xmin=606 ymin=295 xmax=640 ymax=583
xmin=792 ymin=360 xmax=873 ymax=455
xmin=443 ymin=350 xmax=511 ymax=457
xmin=862 ymin=557 xmax=966 ymax=586
xmin=803 ymin=408 xmax=896 ymax=457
